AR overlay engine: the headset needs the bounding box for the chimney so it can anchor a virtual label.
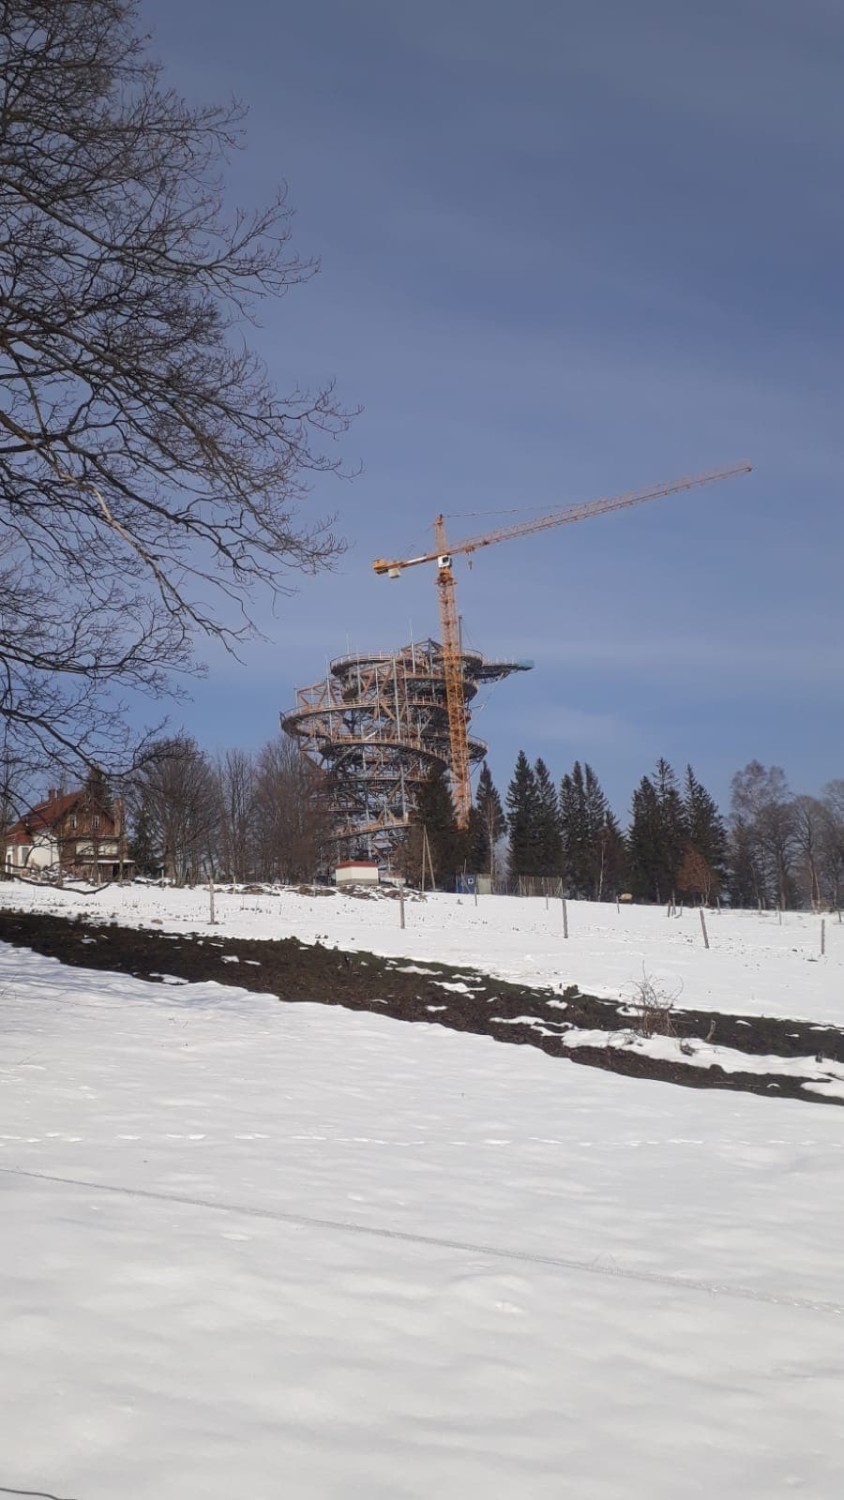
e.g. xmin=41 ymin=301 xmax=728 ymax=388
xmin=47 ymin=787 xmax=57 ymax=801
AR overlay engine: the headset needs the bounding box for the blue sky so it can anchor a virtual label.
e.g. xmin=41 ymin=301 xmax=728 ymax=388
xmin=138 ymin=0 xmax=842 ymax=817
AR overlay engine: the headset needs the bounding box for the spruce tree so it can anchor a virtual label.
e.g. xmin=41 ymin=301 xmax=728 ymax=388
xmin=507 ymin=751 xmax=541 ymax=877
xmin=596 ymin=814 xmax=628 ymax=900
xmin=411 ymin=764 xmax=461 ymax=890
xmin=560 ymin=761 xmax=588 ymax=894
xmin=627 ymin=774 xmax=662 ymax=901
xmin=655 ymin=758 xmax=687 ymax=898
xmin=628 ymin=760 xmax=687 ymax=902
xmin=559 ymin=761 xmax=623 ymax=897
xmin=534 ymin=758 xmax=562 ymax=876
xmin=474 ymin=764 xmax=506 ymax=878
xmin=128 ymin=804 xmax=158 ymax=876
xmin=681 ymin=765 xmax=728 ymax=902
xmin=582 ymin=764 xmax=625 ymax=899
xmin=464 ymin=805 xmax=486 ymax=878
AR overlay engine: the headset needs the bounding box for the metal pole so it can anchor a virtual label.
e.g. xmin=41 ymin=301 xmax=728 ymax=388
xmin=209 ymin=877 xmax=216 ymax=925
xmin=562 ymin=897 xmax=569 ymax=939
xmin=399 ymin=885 xmax=405 ymax=930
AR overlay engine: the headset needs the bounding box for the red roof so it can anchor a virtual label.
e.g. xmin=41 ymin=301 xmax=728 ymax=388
xmin=5 ymin=790 xmax=82 ymax=845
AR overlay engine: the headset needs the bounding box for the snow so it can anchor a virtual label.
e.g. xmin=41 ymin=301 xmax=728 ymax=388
xmin=560 ymin=1026 xmax=844 ymax=1086
xmin=802 ymin=1080 xmax=844 ymax=1101
xmin=2 ymin=940 xmax=844 ymax=1498
xmin=0 ymin=879 xmax=841 ymax=1022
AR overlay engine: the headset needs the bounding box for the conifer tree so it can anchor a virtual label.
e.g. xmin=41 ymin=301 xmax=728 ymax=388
xmin=559 ymin=761 xmax=587 ymax=893
xmin=627 ymin=774 xmax=662 ymax=901
xmin=680 ymin=765 xmax=728 ymax=902
xmin=128 ymin=804 xmax=158 ymax=876
xmin=507 ymin=751 xmax=541 ymax=877
xmin=595 ymin=814 xmax=628 ymax=900
xmin=655 ymin=758 xmax=687 ymax=896
xmin=408 ymin=763 xmax=461 ymax=890
xmin=473 ymin=764 xmax=506 ymax=878
xmin=560 ymin=761 xmax=624 ymax=898
xmin=583 ymin=764 xmax=626 ymax=899
xmin=627 ymin=760 xmax=687 ymax=902
xmin=534 ymin=758 xmax=562 ymax=876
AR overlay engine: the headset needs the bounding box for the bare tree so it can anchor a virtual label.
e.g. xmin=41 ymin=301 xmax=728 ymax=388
xmin=730 ymin=762 xmax=796 ymax=908
xmin=819 ymin=781 xmax=844 ymax=909
xmin=253 ymin=736 xmax=329 ymax=882
xmin=0 ymin=728 xmax=23 ymax=867
xmin=823 ymin=781 xmax=844 ymax=822
xmin=128 ymin=737 xmax=219 ymax=885
xmin=0 ymin=1 xmax=350 ymax=783
xmin=792 ymin=795 xmax=827 ymax=910
xmin=214 ymin=748 xmax=258 ymax=883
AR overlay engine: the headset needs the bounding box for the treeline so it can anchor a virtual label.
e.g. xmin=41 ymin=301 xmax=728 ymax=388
xmin=124 ymin=735 xmax=328 ymax=886
xmin=43 ymin=734 xmax=843 ymax=911
xmin=439 ymin=753 xmax=844 ymax=909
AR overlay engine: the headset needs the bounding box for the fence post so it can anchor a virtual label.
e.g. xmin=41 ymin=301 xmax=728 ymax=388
xmin=562 ymin=897 xmax=569 ymax=939
xmin=399 ymin=886 xmax=405 ymax=930
xmin=209 ymin=877 xmax=217 ymax=925
xmin=699 ymin=907 xmax=710 ymax=950
xmin=821 ymin=918 xmax=826 ymax=956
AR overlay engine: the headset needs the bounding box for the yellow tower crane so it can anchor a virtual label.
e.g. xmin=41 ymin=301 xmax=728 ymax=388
xmin=373 ymin=461 xmax=752 ymax=828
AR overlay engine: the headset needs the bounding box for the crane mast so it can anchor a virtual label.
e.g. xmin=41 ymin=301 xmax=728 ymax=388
xmin=432 ymin=514 xmax=473 ymax=833
xmin=375 ymin=462 xmax=752 ymax=829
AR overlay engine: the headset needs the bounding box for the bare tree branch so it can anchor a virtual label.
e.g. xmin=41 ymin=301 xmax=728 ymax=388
xmin=0 ymin=0 xmax=353 ymax=785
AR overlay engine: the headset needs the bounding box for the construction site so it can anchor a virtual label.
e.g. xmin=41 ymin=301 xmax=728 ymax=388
xmin=282 ymin=464 xmax=752 ymax=865
xmin=281 ymin=641 xmax=530 ymax=862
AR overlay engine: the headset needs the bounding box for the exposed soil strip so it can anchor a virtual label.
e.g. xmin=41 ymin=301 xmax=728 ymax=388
xmin=0 ymin=908 xmax=841 ymax=1107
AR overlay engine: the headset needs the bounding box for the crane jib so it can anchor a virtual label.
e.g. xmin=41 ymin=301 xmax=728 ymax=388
xmin=372 ymin=460 xmax=752 ymax=827
xmin=372 ymin=462 xmax=751 ymax=575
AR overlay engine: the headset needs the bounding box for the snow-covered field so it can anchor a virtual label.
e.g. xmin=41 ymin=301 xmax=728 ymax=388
xmin=2 ymin=884 xmax=842 ymax=1495
xmin=1 ymin=941 xmax=843 ymax=1499
xmin=0 ymin=878 xmax=840 ymax=1021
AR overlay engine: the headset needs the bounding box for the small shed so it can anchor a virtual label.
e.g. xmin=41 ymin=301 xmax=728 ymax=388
xmin=335 ymin=859 xmax=380 ymax=887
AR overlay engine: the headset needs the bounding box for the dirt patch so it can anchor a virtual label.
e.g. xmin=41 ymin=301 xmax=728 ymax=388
xmin=0 ymin=907 xmax=841 ymax=1107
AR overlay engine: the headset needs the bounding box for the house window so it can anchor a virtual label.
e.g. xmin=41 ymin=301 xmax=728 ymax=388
xmin=70 ymin=814 xmax=77 ymax=830
xmin=92 ymin=815 xmax=100 ymax=832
